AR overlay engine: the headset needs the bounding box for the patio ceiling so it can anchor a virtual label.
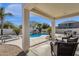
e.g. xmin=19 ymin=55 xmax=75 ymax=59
xmin=24 ymin=3 xmax=79 ymax=20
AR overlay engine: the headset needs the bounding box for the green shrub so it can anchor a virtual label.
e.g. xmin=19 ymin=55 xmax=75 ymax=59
xmin=47 ymin=27 xmax=52 ymax=33
xmin=13 ymin=27 xmax=21 ymax=36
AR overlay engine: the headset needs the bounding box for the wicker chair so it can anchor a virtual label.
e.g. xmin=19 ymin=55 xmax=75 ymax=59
xmin=67 ymin=37 xmax=78 ymax=42
xmin=62 ymin=34 xmax=73 ymax=41
xmin=50 ymin=42 xmax=78 ymax=56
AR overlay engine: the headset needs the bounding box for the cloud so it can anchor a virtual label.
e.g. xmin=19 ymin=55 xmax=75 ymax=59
xmin=5 ymin=4 xmax=22 ymax=17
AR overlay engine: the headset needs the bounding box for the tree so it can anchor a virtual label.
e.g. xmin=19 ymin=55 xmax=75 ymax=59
xmin=13 ymin=27 xmax=21 ymax=39
xmin=0 ymin=7 xmax=13 ymax=43
xmin=36 ymin=23 xmax=42 ymax=33
xmin=47 ymin=27 xmax=52 ymax=40
xmin=47 ymin=27 xmax=52 ymax=33
xmin=3 ymin=21 xmax=15 ymax=29
xmin=3 ymin=22 xmax=9 ymax=29
xmin=42 ymin=23 xmax=50 ymax=29
xmin=37 ymin=24 xmax=42 ymax=28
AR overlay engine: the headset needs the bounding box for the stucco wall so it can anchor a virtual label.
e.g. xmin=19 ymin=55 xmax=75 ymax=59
xmin=0 ymin=29 xmax=15 ymax=35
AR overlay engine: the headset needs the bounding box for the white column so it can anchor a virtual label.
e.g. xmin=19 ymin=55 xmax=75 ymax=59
xmin=51 ymin=19 xmax=56 ymax=40
xmin=22 ymin=9 xmax=30 ymax=52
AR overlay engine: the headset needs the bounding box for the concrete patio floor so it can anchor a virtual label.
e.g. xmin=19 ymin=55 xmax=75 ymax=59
xmin=27 ymin=41 xmax=51 ymax=56
xmin=4 ymin=36 xmax=51 ymax=56
xmin=4 ymin=34 xmax=79 ymax=56
xmin=27 ymin=40 xmax=79 ymax=56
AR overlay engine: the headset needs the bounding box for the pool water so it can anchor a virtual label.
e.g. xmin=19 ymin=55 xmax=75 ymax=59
xmin=30 ymin=33 xmax=48 ymax=37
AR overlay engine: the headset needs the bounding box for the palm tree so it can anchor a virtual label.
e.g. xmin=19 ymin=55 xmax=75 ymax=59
xmin=0 ymin=7 xmax=13 ymax=43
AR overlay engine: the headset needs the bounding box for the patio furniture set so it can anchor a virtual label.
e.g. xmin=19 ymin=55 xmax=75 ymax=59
xmin=50 ymin=31 xmax=79 ymax=56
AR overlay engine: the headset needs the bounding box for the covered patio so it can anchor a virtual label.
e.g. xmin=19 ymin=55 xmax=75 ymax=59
xmin=22 ymin=3 xmax=79 ymax=56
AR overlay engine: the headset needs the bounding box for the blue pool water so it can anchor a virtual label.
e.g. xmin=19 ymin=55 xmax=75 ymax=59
xmin=30 ymin=33 xmax=48 ymax=37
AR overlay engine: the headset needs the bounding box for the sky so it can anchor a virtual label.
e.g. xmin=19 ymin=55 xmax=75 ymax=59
xmin=0 ymin=3 xmax=23 ymax=26
xmin=30 ymin=12 xmax=79 ymax=26
xmin=0 ymin=3 xmax=79 ymax=26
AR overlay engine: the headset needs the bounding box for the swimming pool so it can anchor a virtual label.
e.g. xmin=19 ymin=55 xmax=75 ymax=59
xmin=30 ymin=33 xmax=48 ymax=37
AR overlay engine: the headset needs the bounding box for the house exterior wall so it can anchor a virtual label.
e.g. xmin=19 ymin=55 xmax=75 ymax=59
xmin=56 ymin=28 xmax=79 ymax=34
xmin=56 ymin=22 xmax=79 ymax=34
xmin=57 ymin=22 xmax=79 ymax=29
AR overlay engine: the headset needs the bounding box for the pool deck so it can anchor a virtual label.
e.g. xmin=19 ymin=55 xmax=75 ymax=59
xmin=5 ymin=35 xmax=49 ymax=48
xmin=5 ymin=37 xmax=23 ymax=49
xmin=30 ymin=35 xmax=49 ymax=46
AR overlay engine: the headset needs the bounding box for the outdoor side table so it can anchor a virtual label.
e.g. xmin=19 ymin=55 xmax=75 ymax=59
xmin=0 ymin=44 xmax=26 ymax=56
